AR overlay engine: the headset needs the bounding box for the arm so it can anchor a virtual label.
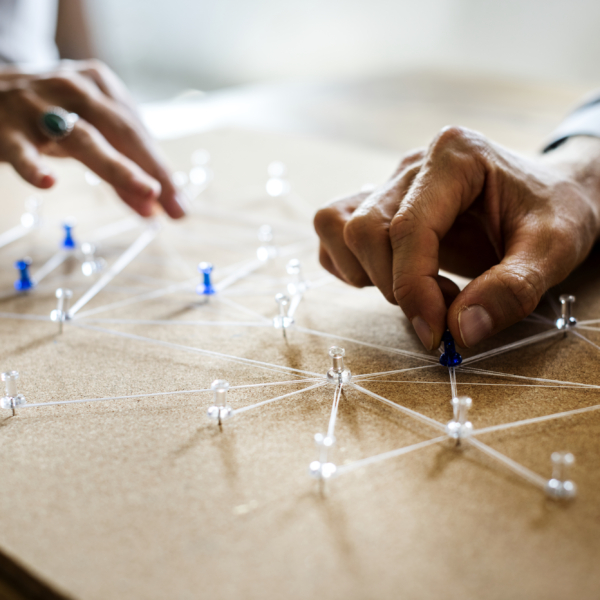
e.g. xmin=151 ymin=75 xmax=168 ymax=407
xmin=55 ymin=0 xmax=95 ymax=60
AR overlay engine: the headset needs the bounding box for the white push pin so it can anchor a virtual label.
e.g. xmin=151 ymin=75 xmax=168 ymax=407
xmin=556 ymin=295 xmax=577 ymax=330
xmin=286 ymin=259 xmax=306 ymax=295
xmin=50 ymin=288 xmax=73 ymax=333
xmin=326 ymin=346 xmax=352 ymax=386
xmin=266 ymin=161 xmax=290 ymax=197
xmin=445 ymin=396 xmax=473 ymax=444
xmin=273 ymin=293 xmax=294 ymax=338
xmin=309 ymin=433 xmax=337 ymax=480
xmin=1 ymin=371 xmax=27 ymax=416
xmin=256 ymin=224 xmax=277 ymax=261
xmin=545 ymin=451 xmax=577 ymax=500
xmin=21 ymin=196 xmax=42 ymax=228
xmin=207 ymin=379 xmax=233 ymax=425
xmin=81 ymin=242 xmax=106 ymax=276
xmin=189 ymin=149 xmax=213 ymax=188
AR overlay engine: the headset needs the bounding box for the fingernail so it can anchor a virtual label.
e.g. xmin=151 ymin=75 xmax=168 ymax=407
xmin=411 ymin=316 xmax=433 ymax=350
xmin=458 ymin=305 xmax=493 ymax=348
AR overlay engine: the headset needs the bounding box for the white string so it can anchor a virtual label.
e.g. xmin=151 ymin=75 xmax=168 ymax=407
xmin=355 ymin=379 xmax=595 ymax=390
xmin=31 ymin=250 xmax=69 ymax=286
xmin=20 ymin=378 xmax=324 ymax=409
xmin=233 ymin=382 xmax=325 ymax=415
xmin=546 ymin=293 xmax=561 ymax=318
xmin=336 ymin=435 xmax=448 ymax=475
xmin=351 ymin=383 xmax=445 ymax=431
xmin=87 ymin=216 xmax=141 ymax=242
xmin=214 ymin=259 xmax=265 ymax=292
xmin=0 ymin=223 xmax=29 ymax=249
xmin=0 ymin=312 xmax=52 ymax=322
xmin=449 ymin=367 xmax=457 ymax=398
xmin=461 ymin=328 xmax=562 ymax=366
xmin=69 ymin=225 xmax=159 ymax=317
xmin=571 ymin=329 xmax=600 ymax=352
xmin=286 ymin=293 xmax=303 ymax=318
xmin=216 ymin=296 xmax=272 ymax=323
xmin=293 ymin=326 xmax=438 ymax=364
xmin=459 ymin=365 xmax=600 ymax=389
xmin=352 ymin=364 xmax=440 ymax=381
xmin=467 ymin=437 xmax=547 ymax=489
xmin=473 ymin=402 xmax=600 ymax=436
xmin=578 ymin=319 xmax=600 ymax=325
xmin=70 ymin=322 xmax=323 ymax=378
xmin=80 ymin=317 xmax=271 ymax=328
xmin=326 ymin=385 xmax=343 ymax=438
xmin=573 ymin=324 xmax=600 ymax=332
xmin=74 ymin=279 xmax=196 ymax=319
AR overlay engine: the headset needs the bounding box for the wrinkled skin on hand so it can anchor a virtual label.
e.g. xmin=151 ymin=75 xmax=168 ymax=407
xmin=0 ymin=60 xmax=184 ymax=219
xmin=315 ymin=127 xmax=600 ymax=350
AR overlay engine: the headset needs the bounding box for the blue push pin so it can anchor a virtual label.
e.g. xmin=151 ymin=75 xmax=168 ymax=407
xmin=62 ymin=221 xmax=76 ymax=250
xmin=14 ymin=258 xmax=33 ymax=292
xmin=439 ymin=330 xmax=462 ymax=367
xmin=196 ymin=262 xmax=216 ymax=295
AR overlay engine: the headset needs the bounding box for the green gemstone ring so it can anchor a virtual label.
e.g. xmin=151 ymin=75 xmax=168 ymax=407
xmin=40 ymin=107 xmax=79 ymax=140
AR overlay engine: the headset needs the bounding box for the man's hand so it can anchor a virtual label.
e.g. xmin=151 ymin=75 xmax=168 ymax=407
xmin=0 ymin=60 xmax=185 ymax=219
xmin=314 ymin=127 xmax=600 ymax=350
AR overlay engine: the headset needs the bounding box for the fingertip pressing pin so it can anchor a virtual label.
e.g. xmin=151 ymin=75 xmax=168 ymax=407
xmin=326 ymin=346 xmax=352 ymax=386
xmin=207 ymin=379 xmax=233 ymax=425
xmin=545 ymin=451 xmax=577 ymax=500
xmin=196 ymin=262 xmax=216 ymax=296
xmin=446 ymin=396 xmax=473 ymax=444
xmin=1 ymin=371 xmax=27 ymax=416
xmin=50 ymin=288 xmax=73 ymax=333
xmin=309 ymin=433 xmax=337 ymax=480
xmin=62 ymin=219 xmax=76 ymax=250
xmin=14 ymin=258 xmax=33 ymax=292
xmin=556 ymin=295 xmax=576 ymax=330
xmin=439 ymin=330 xmax=462 ymax=367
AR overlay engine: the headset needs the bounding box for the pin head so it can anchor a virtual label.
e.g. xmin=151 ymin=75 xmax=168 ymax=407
xmin=328 ymin=346 xmax=345 ymax=359
xmin=211 ymin=379 xmax=230 ymax=393
xmin=198 ymin=262 xmax=213 ymax=275
xmin=55 ymin=288 xmax=73 ymax=300
xmin=545 ymin=451 xmax=577 ymax=500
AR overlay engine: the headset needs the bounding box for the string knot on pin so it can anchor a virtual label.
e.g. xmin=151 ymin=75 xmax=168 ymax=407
xmin=309 ymin=433 xmax=337 ymax=480
xmin=1 ymin=371 xmax=27 ymax=416
xmin=545 ymin=451 xmax=577 ymax=500
xmin=14 ymin=258 xmax=33 ymax=292
xmin=556 ymin=295 xmax=577 ymax=330
xmin=326 ymin=347 xmax=352 ymax=386
xmin=207 ymin=379 xmax=233 ymax=425
xmin=439 ymin=330 xmax=462 ymax=367
xmin=445 ymin=396 xmax=473 ymax=443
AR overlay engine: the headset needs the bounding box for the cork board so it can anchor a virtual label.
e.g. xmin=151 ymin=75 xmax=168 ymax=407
xmin=0 ymin=128 xmax=600 ymax=600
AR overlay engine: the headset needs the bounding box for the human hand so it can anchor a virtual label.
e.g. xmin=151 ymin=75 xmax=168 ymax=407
xmin=0 ymin=60 xmax=185 ymax=219
xmin=314 ymin=127 xmax=600 ymax=349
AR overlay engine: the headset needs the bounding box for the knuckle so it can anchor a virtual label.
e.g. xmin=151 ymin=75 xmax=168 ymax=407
xmin=345 ymin=271 xmax=371 ymax=289
xmin=343 ymin=215 xmax=370 ymax=252
xmin=396 ymin=148 xmax=426 ymax=171
xmin=493 ymin=266 xmax=543 ymax=317
xmin=429 ymin=126 xmax=477 ymax=157
xmin=313 ymin=206 xmax=340 ymax=236
xmin=389 ymin=205 xmax=419 ymax=246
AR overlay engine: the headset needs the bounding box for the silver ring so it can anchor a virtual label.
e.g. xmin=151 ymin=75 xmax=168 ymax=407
xmin=40 ymin=107 xmax=79 ymax=140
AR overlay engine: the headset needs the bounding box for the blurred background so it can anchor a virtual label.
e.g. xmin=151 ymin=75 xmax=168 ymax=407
xmin=81 ymin=0 xmax=600 ymax=150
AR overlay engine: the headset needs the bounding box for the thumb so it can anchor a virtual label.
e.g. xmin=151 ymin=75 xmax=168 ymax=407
xmin=447 ymin=234 xmax=566 ymax=348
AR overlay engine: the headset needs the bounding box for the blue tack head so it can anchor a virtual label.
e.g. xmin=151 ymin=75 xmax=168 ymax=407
xmin=62 ymin=223 xmax=76 ymax=249
xmin=439 ymin=329 xmax=462 ymax=367
xmin=196 ymin=261 xmax=216 ymax=295
xmin=14 ymin=258 xmax=33 ymax=292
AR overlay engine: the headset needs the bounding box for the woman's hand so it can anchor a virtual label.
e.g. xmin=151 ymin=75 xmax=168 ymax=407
xmin=314 ymin=127 xmax=600 ymax=349
xmin=0 ymin=60 xmax=185 ymax=219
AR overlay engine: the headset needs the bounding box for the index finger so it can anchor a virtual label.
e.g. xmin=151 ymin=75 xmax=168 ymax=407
xmin=389 ymin=127 xmax=487 ymax=349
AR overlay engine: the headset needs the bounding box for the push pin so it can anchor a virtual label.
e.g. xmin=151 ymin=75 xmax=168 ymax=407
xmin=62 ymin=220 xmax=76 ymax=250
xmin=81 ymin=242 xmax=106 ymax=276
xmin=286 ymin=259 xmax=306 ymax=295
xmin=439 ymin=330 xmax=462 ymax=367
xmin=14 ymin=258 xmax=33 ymax=292
xmin=445 ymin=396 xmax=473 ymax=444
xmin=273 ymin=293 xmax=294 ymax=338
xmin=1 ymin=371 xmax=27 ymax=416
xmin=326 ymin=346 xmax=352 ymax=386
xmin=196 ymin=262 xmax=216 ymax=296
xmin=545 ymin=451 xmax=577 ymax=500
xmin=207 ymin=379 xmax=233 ymax=425
xmin=21 ymin=196 xmax=42 ymax=228
xmin=309 ymin=433 xmax=337 ymax=480
xmin=266 ymin=161 xmax=291 ymax=197
xmin=50 ymin=288 xmax=73 ymax=333
xmin=556 ymin=295 xmax=577 ymax=330
xmin=256 ymin=224 xmax=277 ymax=261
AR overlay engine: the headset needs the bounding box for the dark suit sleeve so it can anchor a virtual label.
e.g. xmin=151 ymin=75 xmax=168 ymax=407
xmin=544 ymin=90 xmax=600 ymax=151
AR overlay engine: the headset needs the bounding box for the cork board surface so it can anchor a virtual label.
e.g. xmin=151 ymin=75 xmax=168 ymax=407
xmin=0 ymin=129 xmax=600 ymax=600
